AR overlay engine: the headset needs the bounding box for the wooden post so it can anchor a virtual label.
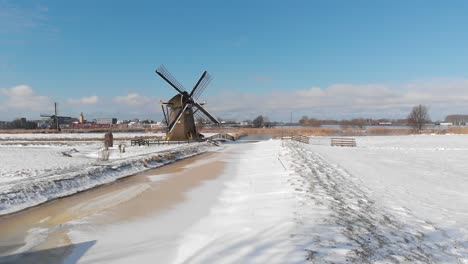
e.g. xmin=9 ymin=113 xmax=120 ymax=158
xmin=104 ymin=132 xmax=113 ymax=148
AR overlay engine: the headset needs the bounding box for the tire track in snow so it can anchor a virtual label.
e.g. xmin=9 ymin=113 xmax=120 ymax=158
xmin=284 ymin=141 xmax=465 ymax=263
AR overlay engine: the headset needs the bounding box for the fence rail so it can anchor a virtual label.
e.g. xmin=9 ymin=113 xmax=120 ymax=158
xmin=130 ymin=133 xmax=235 ymax=146
xmin=280 ymin=134 xmax=310 ymax=144
xmin=331 ymin=137 xmax=356 ymax=147
xmin=292 ymin=135 xmax=310 ymax=144
xmin=130 ymin=138 xmax=202 ymax=146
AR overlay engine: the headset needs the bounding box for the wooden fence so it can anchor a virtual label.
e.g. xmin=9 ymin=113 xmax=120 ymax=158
xmin=280 ymin=134 xmax=310 ymax=144
xmin=130 ymin=138 xmax=201 ymax=146
xmin=130 ymin=133 xmax=235 ymax=146
xmin=292 ymin=135 xmax=310 ymax=144
xmin=331 ymin=137 xmax=356 ymax=147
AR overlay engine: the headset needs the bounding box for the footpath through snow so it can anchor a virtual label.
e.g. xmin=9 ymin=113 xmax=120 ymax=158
xmin=173 ymin=140 xmax=305 ymax=263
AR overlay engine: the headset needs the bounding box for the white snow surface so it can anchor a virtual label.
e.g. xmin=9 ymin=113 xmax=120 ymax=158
xmin=0 ymin=132 xmax=165 ymax=140
xmin=4 ymin=134 xmax=468 ymax=263
xmin=0 ymin=135 xmax=212 ymax=215
xmin=304 ymin=134 xmax=468 ymax=262
xmin=172 ymin=136 xmax=468 ymax=263
xmin=309 ymin=134 xmax=468 ymax=228
xmin=173 ymin=140 xmax=306 ymax=263
xmin=68 ymin=140 xmax=309 ymax=264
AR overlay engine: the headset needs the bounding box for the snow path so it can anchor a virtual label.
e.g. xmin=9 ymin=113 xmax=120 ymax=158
xmin=173 ymin=140 xmax=306 ymax=263
xmin=284 ymin=141 xmax=467 ymax=263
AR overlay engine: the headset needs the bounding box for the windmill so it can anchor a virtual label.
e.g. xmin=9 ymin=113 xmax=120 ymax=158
xmin=40 ymin=102 xmax=71 ymax=131
xmin=156 ymin=65 xmax=219 ymax=140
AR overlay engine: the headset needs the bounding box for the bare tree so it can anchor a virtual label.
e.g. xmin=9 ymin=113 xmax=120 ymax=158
xmin=252 ymin=115 xmax=264 ymax=128
xmin=407 ymin=104 xmax=430 ymax=133
xmin=299 ymin=116 xmax=321 ymax=127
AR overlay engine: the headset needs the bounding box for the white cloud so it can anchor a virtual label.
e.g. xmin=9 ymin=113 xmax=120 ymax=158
xmin=113 ymin=93 xmax=152 ymax=106
xmin=2 ymin=79 xmax=468 ymax=122
xmin=0 ymin=85 xmax=51 ymax=114
xmin=1 ymin=84 xmax=34 ymax=97
xmin=207 ymin=79 xmax=468 ymax=121
xmin=67 ymin=95 xmax=99 ymax=105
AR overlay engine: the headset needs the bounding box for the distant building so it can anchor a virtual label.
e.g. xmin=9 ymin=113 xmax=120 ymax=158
xmin=150 ymin=122 xmax=165 ymax=129
xmin=239 ymin=121 xmax=251 ymax=127
xmin=95 ymin=118 xmax=117 ymax=125
xmin=57 ymin=117 xmax=74 ymax=125
xmin=445 ymin=115 xmax=468 ymax=126
xmin=35 ymin=119 xmax=49 ymax=129
xmin=79 ymin=112 xmax=85 ymax=124
xmin=117 ymin=119 xmax=130 ymax=125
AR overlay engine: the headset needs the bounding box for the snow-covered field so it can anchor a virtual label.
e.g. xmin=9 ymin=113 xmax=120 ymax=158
xmin=0 ymin=134 xmax=212 ymax=215
xmin=1 ymin=134 xmax=468 ymax=263
xmin=0 ymin=132 xmax=166 ymax=141
xmin=302 ymin=134 xmax=468 ymax=262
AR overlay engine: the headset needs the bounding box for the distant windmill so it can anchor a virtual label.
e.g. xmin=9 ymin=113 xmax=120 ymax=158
xmin=40 ymin=102 xmax=71 ymax=131
xmin=156 ymin=65 xmax=219 ymax=140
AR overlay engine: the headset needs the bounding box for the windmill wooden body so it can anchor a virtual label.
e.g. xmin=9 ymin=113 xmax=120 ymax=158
xmin=156 ymin=66 xmax=219 ymax=141
xmin=40 ymin=102 xmax=71 ymax=132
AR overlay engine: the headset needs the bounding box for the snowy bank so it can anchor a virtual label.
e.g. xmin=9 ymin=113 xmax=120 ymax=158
xmin=0 ymin=142 xmax=213 ymax=215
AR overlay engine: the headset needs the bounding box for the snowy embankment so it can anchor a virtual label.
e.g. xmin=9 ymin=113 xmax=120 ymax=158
xmin=0 ymin=141 xmax=213 ymax=216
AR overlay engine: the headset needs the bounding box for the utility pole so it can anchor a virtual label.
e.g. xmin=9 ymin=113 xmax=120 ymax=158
xmin=54 ymin=102 xmax=60 ymax=132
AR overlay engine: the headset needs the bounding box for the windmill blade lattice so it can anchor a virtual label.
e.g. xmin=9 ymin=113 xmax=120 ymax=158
xmin=193 ymin=101 xmax=219 ymax=124
xmin=156 ymin=65 xmax=186 ymax=94
xmin=194 ymin=73 xmax=212 ymax=100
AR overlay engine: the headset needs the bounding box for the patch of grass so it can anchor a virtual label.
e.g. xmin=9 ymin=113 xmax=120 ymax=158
xmin=447 ymin=127 xmax=468 ymax=134
xmin=367 ymin=127 xmax=412 ymax=135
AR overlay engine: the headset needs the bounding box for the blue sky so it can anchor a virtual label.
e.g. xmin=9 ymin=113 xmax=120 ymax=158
xmin=1 ymin=0 xmax=468 ymax=121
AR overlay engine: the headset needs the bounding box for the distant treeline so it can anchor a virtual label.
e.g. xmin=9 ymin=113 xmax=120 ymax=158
xmin=299 ymin=116 xmax=409 ymax=127
xmin=0 ymin=118 xmax=38 ymax=130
